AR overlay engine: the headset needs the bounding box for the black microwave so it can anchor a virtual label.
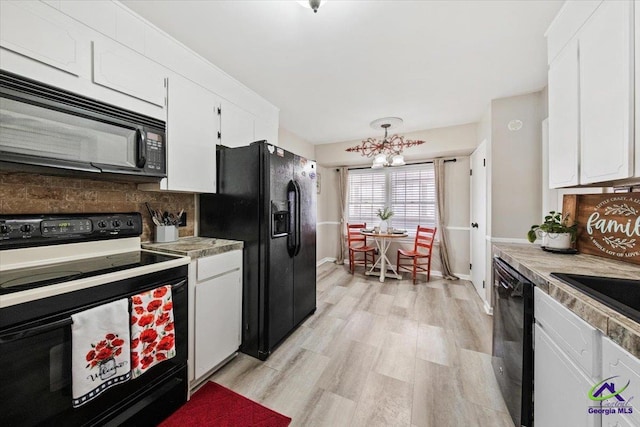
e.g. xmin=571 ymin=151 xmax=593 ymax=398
xmin=0 ymin=70 xmax=166 ymax=182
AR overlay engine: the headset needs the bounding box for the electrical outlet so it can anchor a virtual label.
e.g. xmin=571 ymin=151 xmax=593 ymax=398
xmin=179 ymin=212 xmax=187 ymax=227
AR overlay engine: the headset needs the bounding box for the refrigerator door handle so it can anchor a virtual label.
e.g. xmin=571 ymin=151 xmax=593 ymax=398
xmin=293 ymin=180 xmax=302 ymax=256
xmin=287 ymin=180 xmax=297 ymax=257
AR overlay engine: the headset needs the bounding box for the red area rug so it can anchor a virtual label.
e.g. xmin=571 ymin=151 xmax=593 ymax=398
xmin=159 ymin=382 xmax=291 ymax=427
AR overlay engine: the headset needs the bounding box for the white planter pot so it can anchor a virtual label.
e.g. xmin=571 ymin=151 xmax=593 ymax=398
xmin=379 ymin=221 xmax=388 ymax=233
xmin=538 ymin=231 xmax=549 ymax=247
xmin=546 ymin=232 xmax=572 ymax=249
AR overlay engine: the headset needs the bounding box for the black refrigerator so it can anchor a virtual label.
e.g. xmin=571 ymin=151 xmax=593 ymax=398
xmin=199 ymin=141 xmax=317 ymax=360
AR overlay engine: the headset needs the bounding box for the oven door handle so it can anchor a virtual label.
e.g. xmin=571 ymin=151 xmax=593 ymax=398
xmin=0 ymin=317 xmax=73 ymax=343
xmin=171 ymin=279 xmax=186 ymax=291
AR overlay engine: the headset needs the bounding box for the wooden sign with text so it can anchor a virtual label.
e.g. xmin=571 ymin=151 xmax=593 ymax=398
xmin=563 ymin=193 xmax=640 ymax=265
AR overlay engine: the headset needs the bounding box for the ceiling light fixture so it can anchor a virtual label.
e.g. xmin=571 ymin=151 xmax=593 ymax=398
xmin=346 ymin=117 xmax=426 ymax=168
xmin=298 ymin=0 xmax=325 ymax=13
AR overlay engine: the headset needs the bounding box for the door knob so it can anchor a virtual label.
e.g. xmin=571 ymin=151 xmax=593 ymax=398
xmin=471 ymin=222 xmax=479 ymax=228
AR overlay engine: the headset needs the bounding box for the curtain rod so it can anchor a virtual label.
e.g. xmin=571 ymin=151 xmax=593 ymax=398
xmin=340 ymin=158 xmax=457 ymax=171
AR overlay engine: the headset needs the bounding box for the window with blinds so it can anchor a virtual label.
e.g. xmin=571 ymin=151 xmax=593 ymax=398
xmin=348 ymin=164 xmax=436 ymax=234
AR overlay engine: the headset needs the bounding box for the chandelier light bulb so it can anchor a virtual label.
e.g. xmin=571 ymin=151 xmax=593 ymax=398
xmin=391 ymin=155 xmax=406 ymax=167
xmin=298 ymin=0 xmax=325 ymax=13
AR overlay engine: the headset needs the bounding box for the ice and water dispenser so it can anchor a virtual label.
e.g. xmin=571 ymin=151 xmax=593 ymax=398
xmin=271 ymin=201 xmax=289 ymax=237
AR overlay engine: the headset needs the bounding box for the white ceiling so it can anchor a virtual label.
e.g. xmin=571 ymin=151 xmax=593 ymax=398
xmin=121 ymin=0 xmax=563 ymax=145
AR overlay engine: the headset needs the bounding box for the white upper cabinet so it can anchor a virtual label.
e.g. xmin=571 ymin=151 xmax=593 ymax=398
xmin=163 ymin=74 xmax=218 ymax=193
xmin=548 ymin=37 xmax=580 ymax=188
xmin=633 ymin=1 xmax=640 ymax=178
xmin=579 ymin=0 xmax=634 ymax=184
xmin=92 ymin=39 xmax=167 ymax=107
xmin=0 ymin=1 xmax=87 ymax=77
xmin=219 ymin=99 xmax=255 ymax=148
xmin=546 ymin=0 xmax=636 ymax=187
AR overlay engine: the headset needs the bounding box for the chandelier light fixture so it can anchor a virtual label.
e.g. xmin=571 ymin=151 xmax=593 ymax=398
xmin=298 ymin=0 xmax=325 ymax=13
xmin=345 ymin=117 xmax=426 ymax=168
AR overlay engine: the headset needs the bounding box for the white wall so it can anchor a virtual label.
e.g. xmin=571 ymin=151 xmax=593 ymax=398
xmin=314 ymin=122 xmax=478 ymax=278
xmin=490 ymin=91 xmax=545 ymax=239
xmin=278 ymin=127 xmax=315 ymax=160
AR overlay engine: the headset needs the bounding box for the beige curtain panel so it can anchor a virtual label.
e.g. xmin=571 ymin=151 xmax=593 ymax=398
xmin=336 ymin=166 xmax=348 ymax=265
xmin=434 ymin=159 xmax=459 ymax=280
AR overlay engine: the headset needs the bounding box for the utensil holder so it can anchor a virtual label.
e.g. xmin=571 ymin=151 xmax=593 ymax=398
xmin=155 ymin=225 xmax=178 ymax=243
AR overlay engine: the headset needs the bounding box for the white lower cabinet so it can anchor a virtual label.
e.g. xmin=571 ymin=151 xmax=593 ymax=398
xmin=535 ymin=324 xmax=601 ymax=427
xmin=190 ymin=250 xmax=242 ymax=386
xmin=534 ymin=287 xmax=601 ymax=426
xmin=601 ymin=337 xmax=640 ymax=427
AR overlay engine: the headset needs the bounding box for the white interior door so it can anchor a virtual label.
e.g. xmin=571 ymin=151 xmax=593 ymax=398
xmin=470 ymin=141 xmax=487 ymax=302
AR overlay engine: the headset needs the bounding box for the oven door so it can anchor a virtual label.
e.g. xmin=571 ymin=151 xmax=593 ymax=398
xmin=0 ymin=274 xmax=187 ymax=427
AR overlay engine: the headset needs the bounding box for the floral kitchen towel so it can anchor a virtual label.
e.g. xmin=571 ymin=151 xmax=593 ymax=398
xmin=130 ymin=285 xmax=175 ymax=378
xmin=71 ymin=299 xmax=131 ymax=408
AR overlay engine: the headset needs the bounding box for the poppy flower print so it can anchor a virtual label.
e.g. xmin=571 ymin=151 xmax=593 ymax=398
xmin=130 ymin=285 xmax=175 ymax=378
xmin=85 ymin=333 xmax=125 ymax=369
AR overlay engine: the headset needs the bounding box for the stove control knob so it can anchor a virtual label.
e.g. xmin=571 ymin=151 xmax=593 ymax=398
xmin=0 ymin=224 xmax=9 ymax=234
xmin=20 ymin=224 xmax=33 ymax=233
xmin=126 ymin=219 xmax=134 ymax=227
xmin=112 ymin=220 xmax=121 ymax=228
xmin=97 ymin=221 xmax=107 ymax=228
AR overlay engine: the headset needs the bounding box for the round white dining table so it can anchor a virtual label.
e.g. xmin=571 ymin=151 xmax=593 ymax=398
xmin=360 ymin=231 xmax=408 ymax=282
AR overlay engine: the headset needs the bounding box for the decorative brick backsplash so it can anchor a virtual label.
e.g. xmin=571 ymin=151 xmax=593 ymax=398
xmin=0 ymin=172 xmax=195 ymax=243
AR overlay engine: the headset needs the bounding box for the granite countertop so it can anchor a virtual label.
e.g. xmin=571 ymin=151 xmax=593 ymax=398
xmin=142 ymin=236 xmax=243 ymax=259
xmin=493 ymin=243 xmax=640 ymax=358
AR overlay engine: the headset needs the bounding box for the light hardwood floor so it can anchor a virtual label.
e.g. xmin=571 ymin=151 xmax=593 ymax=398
xmin=209 ymin=263 xmax=514 ymax=427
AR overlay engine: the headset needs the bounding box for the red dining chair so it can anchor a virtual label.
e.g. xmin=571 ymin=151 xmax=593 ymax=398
xmin=347 ymin=223 xmax=376 ymax=274
xmin=397 ymin=226 xmax=437 ymax=284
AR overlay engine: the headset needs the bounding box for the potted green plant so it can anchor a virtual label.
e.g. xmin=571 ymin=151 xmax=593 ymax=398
xmin=527 ymin=211 xmax=577 ymax=249
xmin=377 ymin=206 xmax=394 ymax=232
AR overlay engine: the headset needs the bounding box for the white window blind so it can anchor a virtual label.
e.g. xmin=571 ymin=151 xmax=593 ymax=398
xmin=347 ymin=170 xmax=386 ymax=226
xmin=348 ymin=164 xmax=436 ymax=234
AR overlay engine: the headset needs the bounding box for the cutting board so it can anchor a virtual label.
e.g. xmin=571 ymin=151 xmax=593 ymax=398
xmin=563 ymin=193 xmax=640 ymax=265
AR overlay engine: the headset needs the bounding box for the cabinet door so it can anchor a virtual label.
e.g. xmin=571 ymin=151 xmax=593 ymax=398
xmin=636 ymin=0 xmax=640 ymax=178
xmin=194 ymin=268 xmax=242 ymax=380
xmin=601 ymin=337 xmax=640 ymax=427
xmin=92 ymin=40 xmax=166 ymax=107
xmin=548 ymin=37 xmax=580 ymax=188
xmin=164 ymin=75 xmax=218 ymax=193
xmin=219 ymin=100 xmax=255 ymax=148
xmin=579 ymin=0 xmax=634 ymax=184
xmin=0 ymin=0 xmax=86 ymax=77
xmin=534 ymin=325 xmax=600 ymax=427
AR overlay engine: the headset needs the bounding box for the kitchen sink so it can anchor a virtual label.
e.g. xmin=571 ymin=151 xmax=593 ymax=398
xmin=550 ymin=273 xmax=640 ymax=323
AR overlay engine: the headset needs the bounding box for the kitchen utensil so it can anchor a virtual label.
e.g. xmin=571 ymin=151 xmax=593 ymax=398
xmin=145 ymin=202 xmax=162 ymax=226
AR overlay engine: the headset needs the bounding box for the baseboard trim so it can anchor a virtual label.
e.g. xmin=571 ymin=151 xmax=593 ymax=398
xmin=316 ymin=257 xmax=337 ymax=267
xmin=484 ymin=300 xmax=493 ymax=315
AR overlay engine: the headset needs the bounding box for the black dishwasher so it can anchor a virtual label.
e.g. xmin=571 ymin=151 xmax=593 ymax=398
xmin=492 ymin=257 xmax=534 ymax=427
